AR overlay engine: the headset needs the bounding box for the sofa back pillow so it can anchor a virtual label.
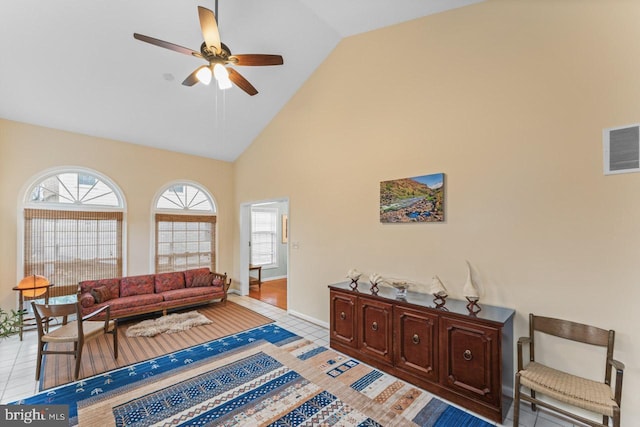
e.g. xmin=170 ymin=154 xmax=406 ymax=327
xmin=120 ymin=274 xmax=155 ymax=297
xmin=154 ymin=271 xmax=186 ymax=293
xmin=190 ymin=273 xmax=212 ymax=287
xmin=185 ymin=267 xmax=212 ymax=288
xmin=79 ymin=278 xmax=121 ymax=300
xmin=91 ymin=285 xmax=112 ymax=304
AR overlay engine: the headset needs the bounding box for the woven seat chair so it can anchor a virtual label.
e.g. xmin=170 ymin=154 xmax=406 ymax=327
xmin=32 ymin=301 xmax=118 ymax=381
xmin=513 ymin=313 xmax=624 ymax=427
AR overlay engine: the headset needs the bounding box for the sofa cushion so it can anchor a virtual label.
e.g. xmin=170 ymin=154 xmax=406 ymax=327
xmin=120 ymin=274 xmax=155 ymax=297
xmin=154 ymin=271 xmax=186 ymax=293
xmin=79 ymin=278 xmax=121 ymax=300
xmin=105 ymin=293 xmax=164 ymax=311
xmin=91 ymin=285 xmax=112 ymax=304
xmin=161 ymin=286 xmax=221 ymax=302
xmin=185 ymin=267 xmax=212 ymax=288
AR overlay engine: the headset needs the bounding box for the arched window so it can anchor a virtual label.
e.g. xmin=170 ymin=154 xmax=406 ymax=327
xmin=23 ymin=168 xmax=125 ymax=299
xmin=154 ymin=183 xmax=217 ymax=273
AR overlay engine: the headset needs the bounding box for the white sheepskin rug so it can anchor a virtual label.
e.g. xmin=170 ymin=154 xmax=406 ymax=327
xmin=125 ymin=311 xmax=213 ymax=337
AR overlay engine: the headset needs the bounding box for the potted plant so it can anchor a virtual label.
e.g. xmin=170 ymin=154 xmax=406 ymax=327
xmin=0 ymin=308 xmax=26 ymax=338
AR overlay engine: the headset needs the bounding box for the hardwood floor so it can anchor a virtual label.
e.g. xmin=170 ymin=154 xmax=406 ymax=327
xmin=249 ymin=278 xmax=287 ymax=310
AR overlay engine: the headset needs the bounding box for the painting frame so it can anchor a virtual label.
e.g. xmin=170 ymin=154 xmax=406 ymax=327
xmin=281 ymin=214 xmax=288 ymax=243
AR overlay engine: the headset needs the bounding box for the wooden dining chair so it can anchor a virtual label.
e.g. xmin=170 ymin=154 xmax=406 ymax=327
xmin=513 ymin=313 xmax=624 ymax=427
xmin=31 ymin=301 xmax=118 ymax=381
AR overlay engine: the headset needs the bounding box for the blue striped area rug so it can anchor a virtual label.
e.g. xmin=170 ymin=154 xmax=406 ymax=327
xmin=10 ymin=324 xmax=493 ymax=426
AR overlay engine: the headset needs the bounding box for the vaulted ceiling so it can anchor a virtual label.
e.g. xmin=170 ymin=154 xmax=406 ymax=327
xmin=0 ymin=0 xmax=482 ymax=161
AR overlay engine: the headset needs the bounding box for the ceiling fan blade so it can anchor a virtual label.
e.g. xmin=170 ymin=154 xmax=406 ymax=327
xmin=133 ymin=33 xmax=202 ymax=58
xmin=228 ymin=68 xmax=258 ymax=96
xmin=182 ymin=68 xmax=201 ymax=86
xmin=231 ymin=54 xmax=284 ymax=66
xmin=198 ymin=6 xmax=222 ymax=54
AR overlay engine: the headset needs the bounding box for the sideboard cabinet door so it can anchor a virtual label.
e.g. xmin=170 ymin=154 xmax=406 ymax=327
xmin=439 ymin=317 xmax=501 ymax=407
xmin=358 ymin=298 xmax=393 ymax=365
xmin=330 ymin=291 xmax=357 ymax=348
xmin=394 ymin=306 xmax=439 ymax=382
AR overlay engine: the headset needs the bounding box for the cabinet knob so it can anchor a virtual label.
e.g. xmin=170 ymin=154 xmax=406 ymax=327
xmin=463 ymin=349 xmax=473 ymax=361
xmin=412 ymin=334 xmax=420 ymax=345
xmin=340 ymin=311 xmax=346 ymax=320
xmin=371 ymin=321 xmax=378 ymax=331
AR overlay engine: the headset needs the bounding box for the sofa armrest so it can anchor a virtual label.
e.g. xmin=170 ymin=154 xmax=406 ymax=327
xmin=210 ymin=272 xmax=231 ymax=300
xmin=211 ymin=272 xmax=227 ymax=287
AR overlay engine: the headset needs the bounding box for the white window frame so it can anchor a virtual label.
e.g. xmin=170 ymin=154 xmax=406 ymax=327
xmin=250 ymin=207 xmax=278 ymax=268
xmin=153 ymin=182 xmax=217 ymax=273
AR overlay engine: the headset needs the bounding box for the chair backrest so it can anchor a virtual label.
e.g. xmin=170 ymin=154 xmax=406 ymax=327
xmin=32 ymin=301 xmax=83 ymax=338
xmin=529 ymin=313 xmax=615 ymax=384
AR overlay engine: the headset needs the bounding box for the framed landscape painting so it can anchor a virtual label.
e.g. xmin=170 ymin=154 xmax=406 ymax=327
xmin=380 ymin=173 xmax=445 ymax=223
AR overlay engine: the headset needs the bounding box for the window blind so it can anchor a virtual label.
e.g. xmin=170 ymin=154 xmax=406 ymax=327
xmin=23 ymin=209 xmax=123 ymax=298
xmin=155 ymin=214 xmax=216 ymax=273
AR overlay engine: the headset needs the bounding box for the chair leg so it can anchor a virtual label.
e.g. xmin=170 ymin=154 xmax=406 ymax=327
xmin=35 ymin=343 xmax=44 ymax=381
xmin=613 ymin=408 xmax=620 ymax=427
xmin=513 ymin=373 xmax=521 ymax=427
xmin=113 ymin=324 xmax=119 ymax=359
xmin=74 ymin=343 xmax=83 ymax=380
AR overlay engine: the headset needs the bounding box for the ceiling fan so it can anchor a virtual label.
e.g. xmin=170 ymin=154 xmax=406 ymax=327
xmin=133 ymin=1 xmax=283 ymax=96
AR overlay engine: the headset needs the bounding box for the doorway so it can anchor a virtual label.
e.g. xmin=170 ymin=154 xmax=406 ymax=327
xmin=240 ymin=198 xmax=289 ymax=310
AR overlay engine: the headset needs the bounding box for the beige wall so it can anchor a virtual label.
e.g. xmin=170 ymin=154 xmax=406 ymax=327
xmin=0 ymin=119 xmax=235 ymax=310
xmin=234 ymin=0 xmax=640 ymax=420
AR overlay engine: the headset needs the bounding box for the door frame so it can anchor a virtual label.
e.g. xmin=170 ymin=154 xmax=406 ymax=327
xmin=239 ymin=197 xmax=289 ymax=304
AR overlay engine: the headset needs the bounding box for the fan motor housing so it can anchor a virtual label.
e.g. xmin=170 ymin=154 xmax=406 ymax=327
xmin=201 ymin=42 xmax=231 ymax=62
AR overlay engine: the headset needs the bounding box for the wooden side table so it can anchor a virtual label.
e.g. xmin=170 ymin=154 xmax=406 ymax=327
xmin=13 ymin=276 xmax=53 ymax=341
xmin=249 ymin=264 xmax=262 ymax=290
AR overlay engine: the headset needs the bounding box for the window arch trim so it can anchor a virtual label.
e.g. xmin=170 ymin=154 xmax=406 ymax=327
xmin=24 ymin=166 xmax=125 ymax=210
xmin=154 ymin=181 xmax=216 ymax=214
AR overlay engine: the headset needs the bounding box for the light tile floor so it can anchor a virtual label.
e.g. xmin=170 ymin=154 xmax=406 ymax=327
xmin=0 ymin=294 xmax=582 ymax=427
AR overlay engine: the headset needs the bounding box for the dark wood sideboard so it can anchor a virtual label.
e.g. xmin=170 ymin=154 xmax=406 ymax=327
xmin=329 ymin=281 xmax=515 ymax=423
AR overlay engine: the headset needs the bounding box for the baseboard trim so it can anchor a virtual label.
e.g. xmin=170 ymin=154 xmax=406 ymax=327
xmin=262 ymin=275 xmax=287 ymax=281
xmin=288 ymin=309 xmax=329 ymax=329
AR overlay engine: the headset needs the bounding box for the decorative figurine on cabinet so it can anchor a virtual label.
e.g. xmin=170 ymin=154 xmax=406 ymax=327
xmin=430 ymin=275 xmax=448 ymax=309
xmin=346 ymin=268 xmax=362 ymax=290
xmin=463 ymin=261 xmax=481 ymax=314
xmin=369 ymin=273 xmax=383 ymax=295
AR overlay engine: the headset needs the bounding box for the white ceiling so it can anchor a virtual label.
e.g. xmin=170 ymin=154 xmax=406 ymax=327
xmin=0 ymin=0 xmax=482 ymax=162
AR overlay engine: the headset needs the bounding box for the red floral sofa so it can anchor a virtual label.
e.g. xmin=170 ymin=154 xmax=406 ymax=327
xmin=77 ymin=268 xmax=229 ymax=320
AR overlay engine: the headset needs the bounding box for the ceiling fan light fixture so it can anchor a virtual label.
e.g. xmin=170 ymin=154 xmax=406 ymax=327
xmin=213 ymin=63 xmax=228 ymax=80
xmin=195 ymin=65 xmax=212 ymax=85
xmin=217 ymin=77 xmax=232 ymax=90
xmin=213 ymin=63 xmax=232 ymax=90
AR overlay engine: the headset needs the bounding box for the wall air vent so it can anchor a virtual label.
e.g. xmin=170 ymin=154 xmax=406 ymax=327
xmin=603 ymin=124 xmax=640 ymax=175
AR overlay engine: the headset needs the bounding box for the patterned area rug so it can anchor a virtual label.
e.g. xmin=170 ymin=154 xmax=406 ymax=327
xmin=13 ymin=324 xmax=492 ymax=426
